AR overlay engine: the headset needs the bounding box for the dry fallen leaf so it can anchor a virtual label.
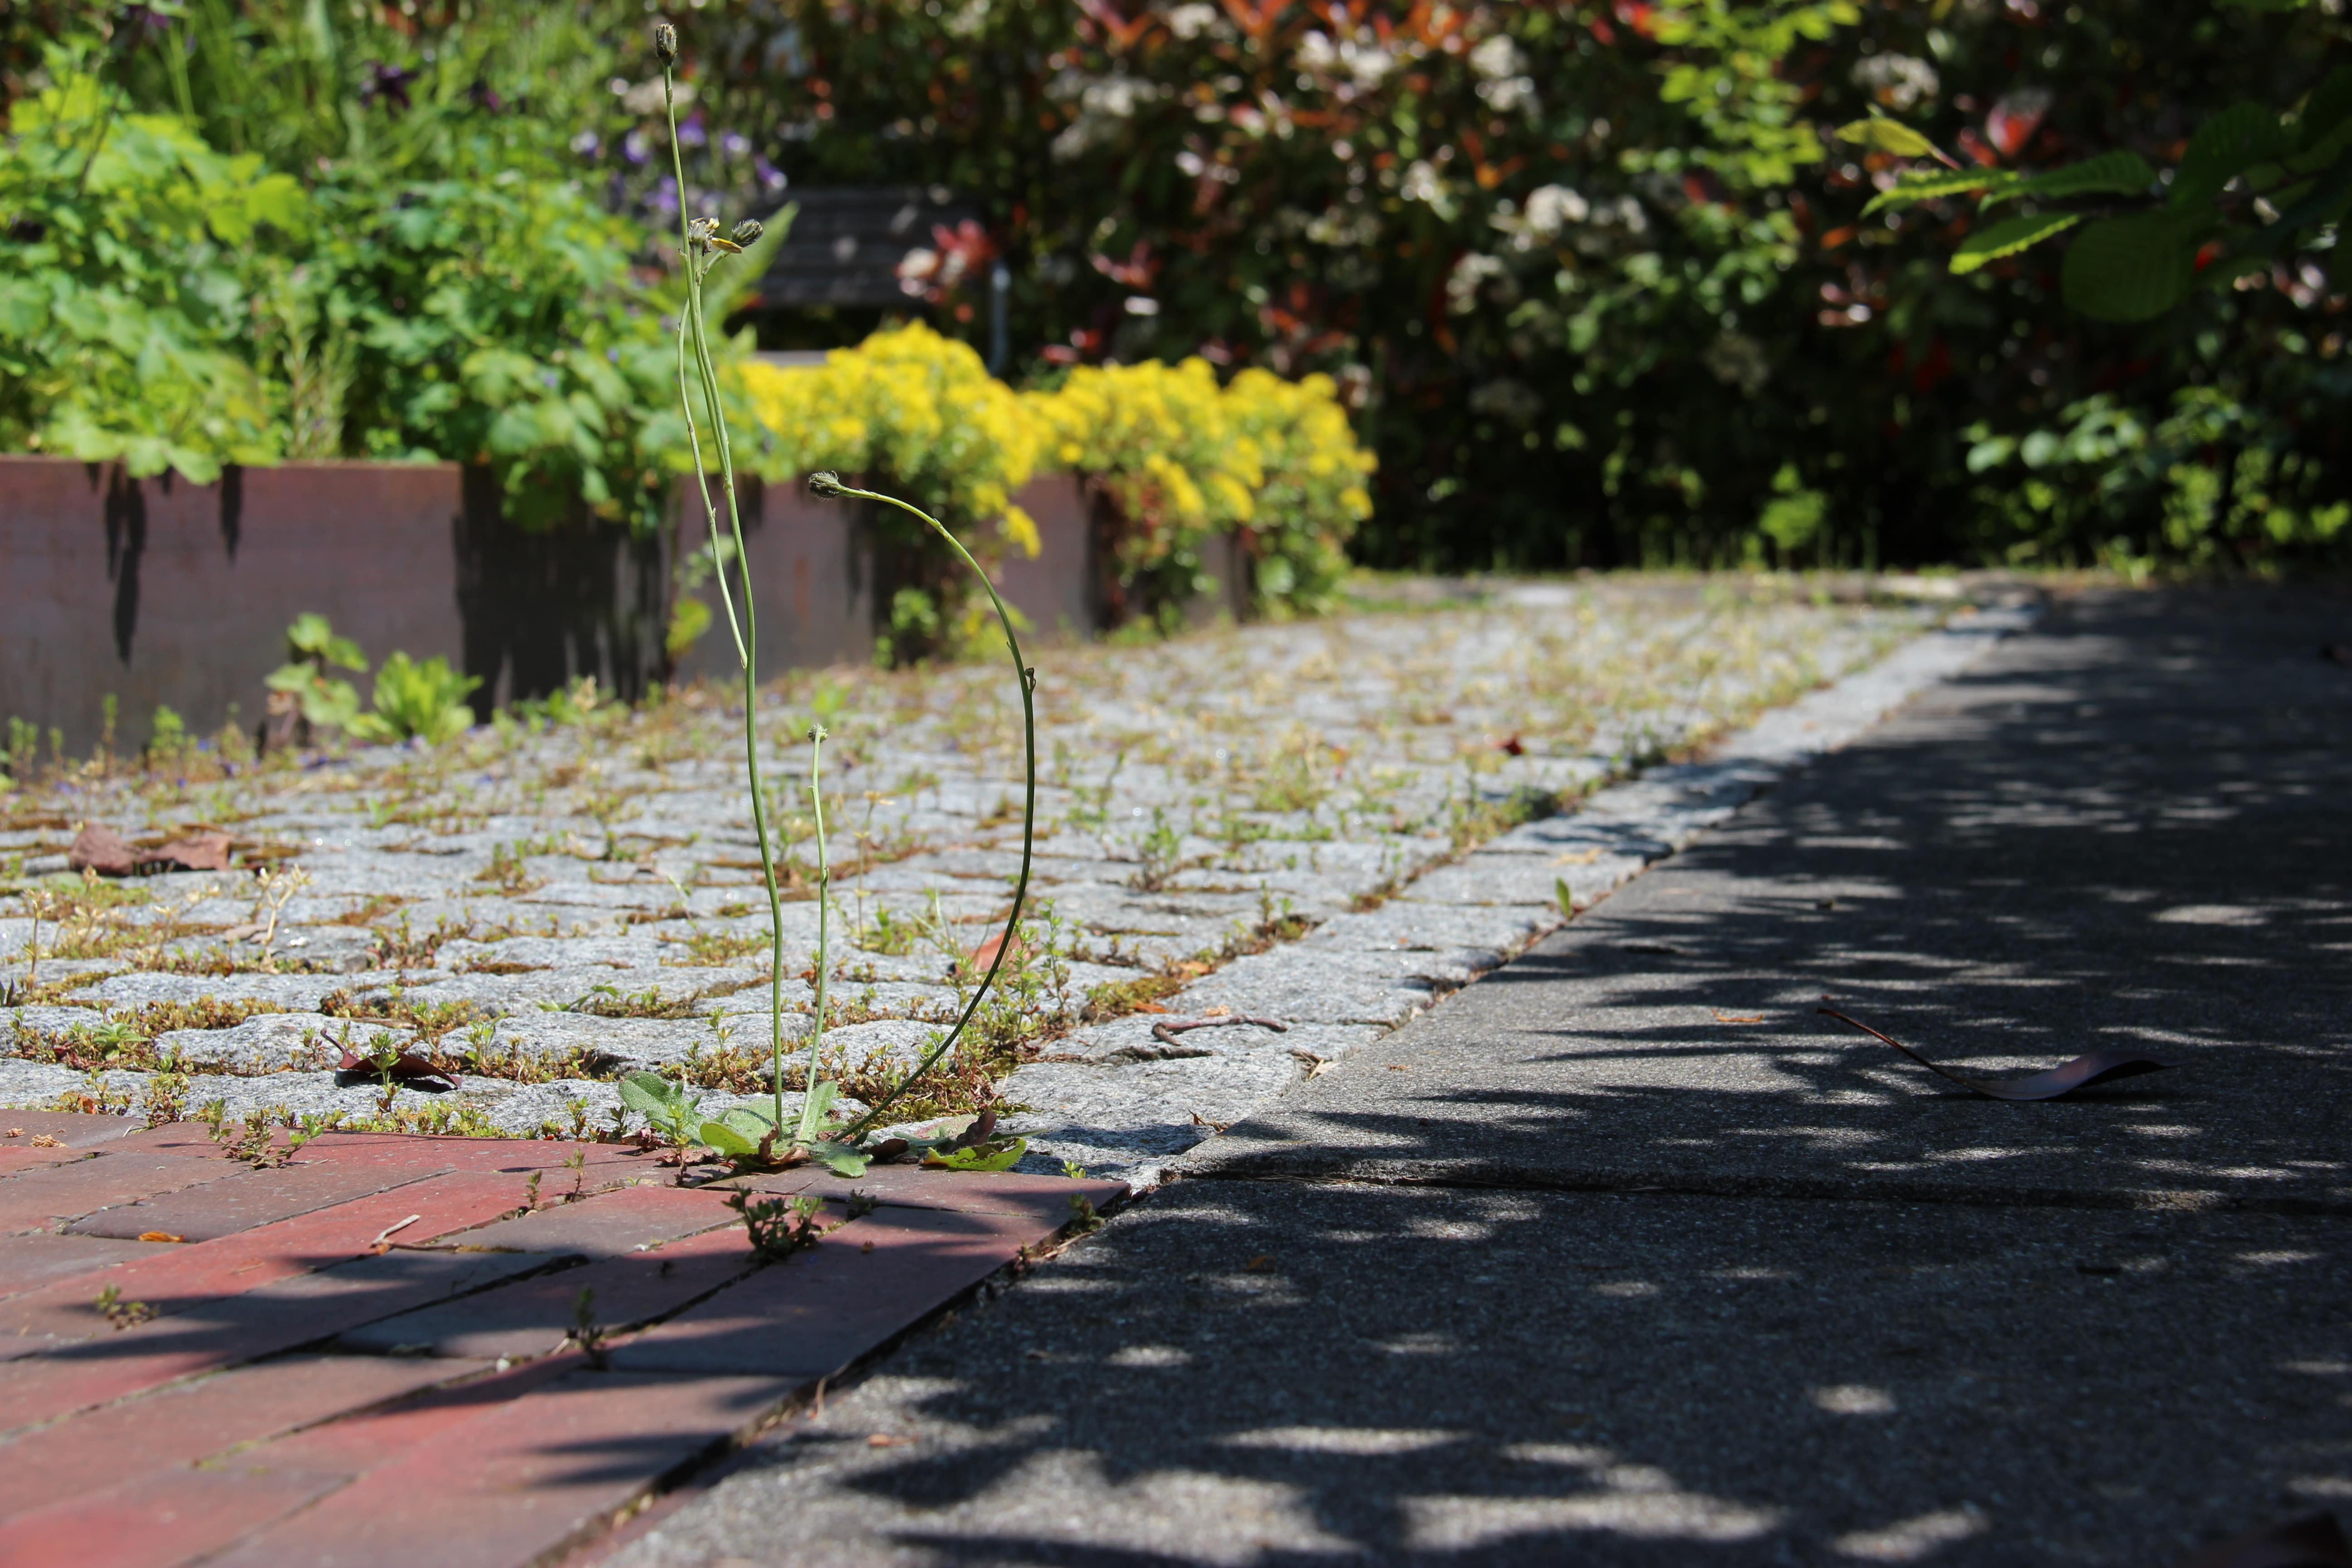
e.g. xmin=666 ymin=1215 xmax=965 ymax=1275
xmin=1244 ymin=1254 xmax=1276 ymax=1272
xmin=4 ymin=1127 xmax=23 ymax=1138
xmin=1386 ymin=1064 xmax=1412 ymax=1072
xmin=867 ymin=1434 xmax=917 ymax=1449
xmin=1711 ymin=1009 xmax=1764 ymax=1024
xmin=137 ymin=1231 xmax=185 ymax=1244
xmin=1203 ymin=1005 xmax=1232 ymax=1017
xmin=30 ymin=1134 xmax=64 ymax=1148
xmin=1551 ymin=847 xmax=1607 ymax=867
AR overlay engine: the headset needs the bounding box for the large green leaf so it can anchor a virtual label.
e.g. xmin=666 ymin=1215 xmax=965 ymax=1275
xmin=1950 ymin=211 xmax=2081 ymax=274
xmin=2298 ymin=66 xmax=2352 ymax=152
xmin=1982 ymin=151 xmax=2157 ymax=213
xmin=2171 ymin=103 xmax=2292 ymax=212
xmin=2062 ymin=215 xmax=2201 ymax=321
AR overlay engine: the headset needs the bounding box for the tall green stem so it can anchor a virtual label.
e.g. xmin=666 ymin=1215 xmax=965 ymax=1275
xmin=797 ymin=729 xmax=831 ymax=1142
xmin=822 ymin=482 xmax=1037 ymax=1144
xmin=662 ymin=62 xmax=794 ymax=1140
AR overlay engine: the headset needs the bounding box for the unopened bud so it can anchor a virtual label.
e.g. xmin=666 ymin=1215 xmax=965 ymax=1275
xmin=731 ymin=218 xmax=764 ymax=246
xmin=807 ymin=471 xmax=846 ymax=498
xmin=652 ymin=23 xmax=678 ymax=65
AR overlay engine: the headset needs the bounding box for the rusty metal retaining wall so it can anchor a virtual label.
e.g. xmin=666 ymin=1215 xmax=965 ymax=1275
xmin=0 ymin=458 xmax=1106 ymax=757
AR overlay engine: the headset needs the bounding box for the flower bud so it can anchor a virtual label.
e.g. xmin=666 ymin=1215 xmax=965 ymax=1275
xmin=731 ymin=218 xmax=764 ymax=246
xmin=652 ymin=23 xmax=678 ymax=65
xmin=807 ymin=471 xmax=846 ymax=498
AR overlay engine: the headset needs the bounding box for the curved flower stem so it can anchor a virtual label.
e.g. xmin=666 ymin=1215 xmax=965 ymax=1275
xmin=817 ymin=481 xmax=1037 ymax=1145
xmin=662 ymin=60 xmax=793 ymax=1138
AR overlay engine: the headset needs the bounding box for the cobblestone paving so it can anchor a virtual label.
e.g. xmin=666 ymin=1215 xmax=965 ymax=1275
xmin=1 ymin=579 xmax=1939 ymax=1177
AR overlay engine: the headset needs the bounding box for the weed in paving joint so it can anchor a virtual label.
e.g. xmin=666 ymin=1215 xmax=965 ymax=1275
xmin=728 ymin=1190 xmax=826 ymax=1262
xmin=657 ymin=18 xmax=1038 ymax=1176
xmin=94 ymin=1284 xmax=156 ymax=1330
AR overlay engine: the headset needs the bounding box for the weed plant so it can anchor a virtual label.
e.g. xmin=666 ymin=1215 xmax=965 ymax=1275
xmin=651 ymin=23 xmax=1038 ymax=1171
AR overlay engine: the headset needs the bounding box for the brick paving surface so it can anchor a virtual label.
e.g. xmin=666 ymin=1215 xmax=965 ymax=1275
xmin=0 ymin=1113 xmax=1117 ymax=1567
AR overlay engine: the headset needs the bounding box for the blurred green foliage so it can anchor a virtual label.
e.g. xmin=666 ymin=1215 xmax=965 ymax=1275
xmin=8 ymin=0 xmax=2349 ymax=572
xmin=0 ymin=1 xmax=711 ymax=529
xmin=657 ymin=0 xmax=2351 ymax=573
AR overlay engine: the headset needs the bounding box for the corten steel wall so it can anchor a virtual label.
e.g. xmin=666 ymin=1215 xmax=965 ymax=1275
xmin=0 ymin=458 xmax=1103 ymax=756
xmin=2 ymin=459 xmax=466 ymax=757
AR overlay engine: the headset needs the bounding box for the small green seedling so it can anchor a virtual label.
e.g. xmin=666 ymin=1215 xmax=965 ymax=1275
xmin=569 ymin=1287 xmax=610 ymax=1369
xmin=94 ymin=1283 xmax=156 ymax=1330
xmin=728 ymin=1190 xmax=826 ymax=1262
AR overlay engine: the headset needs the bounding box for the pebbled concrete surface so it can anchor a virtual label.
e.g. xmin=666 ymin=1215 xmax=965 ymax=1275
xmin=598 ymin=585 xmax=2352 ymax=1568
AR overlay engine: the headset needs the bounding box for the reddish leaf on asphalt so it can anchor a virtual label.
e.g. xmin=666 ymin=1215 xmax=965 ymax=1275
xmin=1818 ymin=1007 xmax=2172 ymax=1101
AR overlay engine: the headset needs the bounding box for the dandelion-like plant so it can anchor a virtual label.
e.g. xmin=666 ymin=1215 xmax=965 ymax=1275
xmin=651 ymin=24 xmax=1036 ymax=1175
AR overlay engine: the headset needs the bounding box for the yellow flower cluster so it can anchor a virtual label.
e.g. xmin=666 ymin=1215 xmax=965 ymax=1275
xmin=735 ymin=322 xmax=1043 ymax=558
xmin=733 ymin=323 xmax=1374 ymax=615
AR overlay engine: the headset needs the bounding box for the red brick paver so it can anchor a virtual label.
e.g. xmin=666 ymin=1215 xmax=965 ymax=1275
xmin=0 ymin=1122 xmax=1116 ymax=1567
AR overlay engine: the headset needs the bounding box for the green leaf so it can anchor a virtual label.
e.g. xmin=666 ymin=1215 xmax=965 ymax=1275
xmin=617 ymin=1071 xmax=683 ymax=1118
xmin=1982 ymin=152 xmax=2157 ymax=213
xmin=697 ymin=1119 xmax=760 ymax=1156
xmin=807 ymin=1141 xmax=870 ymax=1178
xmin=2062 ymin=215 xmax=2201 ymax=322
xmin=720 ymin=1106 xmax=777 ymax=1143
xmin=1862 ymin=170 xmax=2014 ymax=215
xmin=1835 ymin=117 xmax=1947 ymax=162
xmin=1950 ymin=211 xmax=2081 ymax=274
xmin=922 ymin=1137 xmax=1028 ymax=1173
xmin=2171 ymin=102 xmax=2292 ymax=212
xmin=2298 ymin=66 xmax=2352 ymax=152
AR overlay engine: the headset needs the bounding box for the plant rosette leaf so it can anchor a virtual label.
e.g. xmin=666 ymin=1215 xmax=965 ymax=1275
xmin=921 ymin=1137 xmax=1028 ymax=1173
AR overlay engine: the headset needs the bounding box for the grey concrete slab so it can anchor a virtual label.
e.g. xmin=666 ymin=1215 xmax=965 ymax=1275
xmin=1193 ymin=588 xmax=2352 ymax=1214
xmin=606 ymin=1181 xmax=2352 ymax=1568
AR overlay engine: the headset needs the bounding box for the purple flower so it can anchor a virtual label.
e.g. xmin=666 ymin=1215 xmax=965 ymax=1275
xmin=651 ymin=176 xmax=680 ymax=217
xmin=623 ymin=129 xmax=652 ymax=166
xmin=721 ymin=131 xmax=750 ymax=158
xmin=755 ymin=155 xmax=788 ymax=192
xmin=359 ymin=62 xmax=416 ymax=114
xmin=571 ymin=129 xmax=601 ymax=158
xmin=678 ymin=110 xmax=708 ymax=149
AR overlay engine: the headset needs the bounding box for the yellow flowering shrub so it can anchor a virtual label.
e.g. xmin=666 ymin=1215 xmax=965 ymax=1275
xmin=735 ymin=322 xmax=1042 ymax=559
xmin=1020 ymin=358 xmax=1263 ymax=624
xmin=735 ymin=324 xmax=1373 ymax=643
xmin=1220 ymin=368 xmax=1377 ymax=617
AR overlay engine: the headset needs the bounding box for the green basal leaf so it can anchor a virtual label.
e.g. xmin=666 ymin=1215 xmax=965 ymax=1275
xmin=808 ymin=1141 xmax=870 ymax=1178
xmin=720 ymin=1106 xmax=777 ymax=1141
xmin=698 ymin=1119 xmax=760 ymax=1156
xmin=922 ymin=1137 xmax=1028 ymax=1173
xmin=1950 ymin=211 xmax=2081 ymax=274
xmin=617 ymin=1071 xmax=683 ymax=1117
